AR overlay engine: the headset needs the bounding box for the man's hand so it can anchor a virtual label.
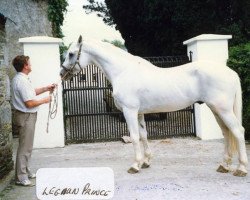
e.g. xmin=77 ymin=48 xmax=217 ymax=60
xmin=43 ymin=96 xmax=52 ymax=104
xmin=46 ymin=83 xmax=57 ymax=93
xmin=35 ymin=84 xmax=58 ymax=95
xmin=35 ymin=83 xmax=57 ymax=95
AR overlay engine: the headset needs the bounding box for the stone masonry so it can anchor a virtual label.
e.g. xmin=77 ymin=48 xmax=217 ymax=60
xmin=0 ymin=66 xmax=13 ymax=180
xmin=0 ymin=0 xmax=52 ymax=77
xmin=0 ymin=0 xmax=52 ymax=191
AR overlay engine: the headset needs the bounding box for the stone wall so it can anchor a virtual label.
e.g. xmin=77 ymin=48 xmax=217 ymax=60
xmin=0 ymin=0 xmax=52 ymax=73
xmin=0 ymin=14 xmax=5 ymax=66
xmin=0 ymin=66 xmax=13 ymax=180
xmin=0 ymin=0 xmax=52 ymax=186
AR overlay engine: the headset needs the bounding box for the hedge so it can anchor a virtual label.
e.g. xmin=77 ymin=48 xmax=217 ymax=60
xmin=227 ymin=43 xmax=250 ymax=140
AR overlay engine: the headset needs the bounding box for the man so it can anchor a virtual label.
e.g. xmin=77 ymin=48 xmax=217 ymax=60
xmin=11 ymin=55 xmax=56 ymax=186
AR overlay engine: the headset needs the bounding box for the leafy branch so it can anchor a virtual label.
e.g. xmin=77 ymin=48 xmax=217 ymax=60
xmin=32 ymin=0 xmax=68 ymax=38
xmin=83 ymin=0 xmax=114 ymax=26
xmin=47 ymin=0 xmax=68 ymax=38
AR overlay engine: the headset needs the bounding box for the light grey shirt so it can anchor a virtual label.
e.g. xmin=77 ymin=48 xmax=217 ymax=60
xmin=11 ymin=72 xmax=38 ymax=113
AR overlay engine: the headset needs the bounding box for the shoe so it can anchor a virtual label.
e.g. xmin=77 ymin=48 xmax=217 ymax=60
xmin=16 ymin=179 xmax=35 ymax=187
xmin=28 ymin=173 xmax=36 ymax=179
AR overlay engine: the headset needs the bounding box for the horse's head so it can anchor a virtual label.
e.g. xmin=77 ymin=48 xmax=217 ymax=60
xmin=60 ymin=35 xmax=91 ymax=80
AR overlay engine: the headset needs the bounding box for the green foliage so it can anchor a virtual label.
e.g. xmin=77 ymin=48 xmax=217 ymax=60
xmin=103 ymin=39 xmax=126 ymax=50
xmin=227 ymin=43 xmax=250 ymax=139
xmin=83 ymin=0 xmax=113 ymax=26
xmin=83 ymin=0 xmax=250 ymax=56
xmin=59 ymin=43 xmax=70 ymax=63
xmin=32 ymin=0 xmax=68 ymax=38
xmin=47 ymin=0 xmax=68 ymax=38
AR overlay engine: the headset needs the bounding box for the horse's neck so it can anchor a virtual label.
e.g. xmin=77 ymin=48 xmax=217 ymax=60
xmin=86 ymin=44 xmax=126 ymax=84
xmin=92 ymin=56 xmax=122 ymax=84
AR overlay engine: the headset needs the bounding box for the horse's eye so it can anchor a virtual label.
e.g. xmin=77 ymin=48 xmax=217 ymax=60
xmin=69 ymin=52 xmax=74 ymax=58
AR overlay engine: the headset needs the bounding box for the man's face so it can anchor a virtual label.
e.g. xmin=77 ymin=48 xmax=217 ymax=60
xmin=24 ymin=59 xmax=32 ymax=73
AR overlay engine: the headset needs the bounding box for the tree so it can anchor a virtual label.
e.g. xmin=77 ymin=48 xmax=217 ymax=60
xmin=83 ymin=0 xmax=250 ymax=56
xmin=103 ymin=39 xmax=126 ymax=50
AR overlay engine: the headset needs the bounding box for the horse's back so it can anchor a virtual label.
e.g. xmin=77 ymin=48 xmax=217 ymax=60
xmin=112 ymin=60 xmax=239 ymax=113
xmin=191 ymin=61 xmax=240 ymax=107
xmin=113 ymin=62 xmax=201 ymax=112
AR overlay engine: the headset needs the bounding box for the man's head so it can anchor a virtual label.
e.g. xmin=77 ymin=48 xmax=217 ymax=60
xmin=12 ymin=55 xmax=31 ymax=73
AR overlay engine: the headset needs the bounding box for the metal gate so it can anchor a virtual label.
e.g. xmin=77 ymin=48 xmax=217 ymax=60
xmin=62 ymin=56 xmax=196 ymax=143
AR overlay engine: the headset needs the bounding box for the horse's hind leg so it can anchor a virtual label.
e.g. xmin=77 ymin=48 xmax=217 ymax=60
xmin=216 ymin=110 xmax=248 ymax=176
xmin=212 ymin=111 xmax=233 ymax=173
xmin=123 ymin=108 xmax=143 ymax=174
xmin=138 ymin=114 xmax=152 ymax=168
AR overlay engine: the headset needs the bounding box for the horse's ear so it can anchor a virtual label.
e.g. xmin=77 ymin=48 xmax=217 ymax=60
xmin=78 ymin=35 xmax=82 ymax=44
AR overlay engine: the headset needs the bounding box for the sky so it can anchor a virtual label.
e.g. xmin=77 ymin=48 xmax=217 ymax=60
xmin=62 ymin=0 xmax=124 ymax=45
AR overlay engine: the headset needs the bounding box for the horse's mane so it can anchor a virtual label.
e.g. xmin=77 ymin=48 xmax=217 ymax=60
xmin=83 ymin=39 xmax=156 ymax=68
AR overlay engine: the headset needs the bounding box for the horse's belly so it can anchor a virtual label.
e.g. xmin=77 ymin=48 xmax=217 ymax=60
xmin=138 ymin=99 xmax=194 ymax=113
xmin=137 ymin=87 xmax=197 ymax=113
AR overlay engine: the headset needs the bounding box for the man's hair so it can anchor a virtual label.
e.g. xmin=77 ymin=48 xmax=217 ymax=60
xmin=12 ymin=55 xmax=29 ymax=72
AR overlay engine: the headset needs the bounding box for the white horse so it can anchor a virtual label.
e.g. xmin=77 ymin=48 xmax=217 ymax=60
xmin=60 ymin=35 xmax=248 ymax=177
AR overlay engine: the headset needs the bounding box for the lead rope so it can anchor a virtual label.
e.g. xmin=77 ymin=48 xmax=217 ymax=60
xmin=46 ymin=70 xmax=70 ymax=133
xmin=46 ymin=45 xmax=83 ymax=133
xmin=46 ymin=85 xmax=59 ymax=133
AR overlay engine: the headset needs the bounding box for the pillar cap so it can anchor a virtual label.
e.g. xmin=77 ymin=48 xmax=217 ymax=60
xmin=19 ymin=36 xmax=62 ymax=44
xmin=183 ymin=34 xmax=232 ymax=45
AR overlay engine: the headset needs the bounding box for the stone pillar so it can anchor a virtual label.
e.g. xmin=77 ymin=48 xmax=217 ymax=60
xmin=19 ymin=36 xmax=64 ymax=148
xmin=183 ymin=34 xmax=232 ymax=140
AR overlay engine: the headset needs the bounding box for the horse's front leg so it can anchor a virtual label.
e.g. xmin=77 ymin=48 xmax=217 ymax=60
xmin=123 ymin=108 xmax=143 ymax=174
xmin=138 ymin=114 xmax=152 ymax=168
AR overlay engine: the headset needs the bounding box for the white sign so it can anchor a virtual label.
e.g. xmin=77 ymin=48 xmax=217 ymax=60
xmin=36 ymin=168 xmax=114 ymax=200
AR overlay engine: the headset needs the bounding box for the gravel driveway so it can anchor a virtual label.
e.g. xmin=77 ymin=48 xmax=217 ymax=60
xmin=1 ymin=137 xmax=250 ymax=200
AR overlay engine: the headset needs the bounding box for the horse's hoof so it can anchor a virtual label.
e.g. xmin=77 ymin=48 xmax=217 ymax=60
xmin=233 ymin=169 xmax=247 ymax=177
xmin=141 ymin=162 xmax=150 ymax=169
xmin=127 ymin=167 xmax=139 ymax=174
xmin=216 ymin=165 xmax=229 ymax=173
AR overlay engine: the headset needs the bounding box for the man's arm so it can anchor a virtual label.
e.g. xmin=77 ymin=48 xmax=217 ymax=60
xmin=35 ymin=84 xmax=57 ymax=95
xmin=35 ymin=87 xmax=48 ymax=95
xmin=24 ymin=96 xmax=51 ymax=108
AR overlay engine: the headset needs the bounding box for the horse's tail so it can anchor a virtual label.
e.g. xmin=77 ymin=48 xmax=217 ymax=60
xmin=229 ymin=76 xmax=243 ymax=155
xmin=234 ymin=77 xmax=243 ymax=125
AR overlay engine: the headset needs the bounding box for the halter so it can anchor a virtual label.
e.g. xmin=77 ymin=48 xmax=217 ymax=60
xmin=61 ymin=44 xmax=83 ymax=77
